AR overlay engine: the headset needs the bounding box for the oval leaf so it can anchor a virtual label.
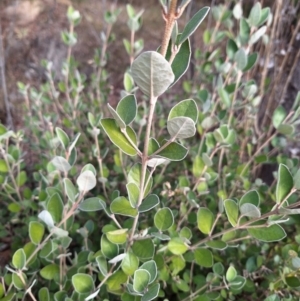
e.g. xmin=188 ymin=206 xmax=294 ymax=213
xmin=116 ymin=94 xmax=137 ymax=125
xmin=77 ymin=170 xmax=96 ymax=192
xmin=247 ymin=224 xmax=286 ymax=242
xmin=197 ymin=207 xmax=214 ymax=235
xmin=72 ymin=273 xmax=94 ymax=294
xmin=131 ymin=51 xmax=174 ymax=97
xmin=240 ymin=203 xmax=261 ymax=218
xmin=79 ymin=197 xmax=106 ymax=212
xmin=156 ymin=141 xmax=188 ymax=161
xmin=224 ymin=199 xmax=239 ymax=227
xmin=132 ymin=238 xmax=155 ymax=260
xmin=179 ymin=7 xmax=210 ymax=45
xmin=121 ymin=252 xmax=139 ymax=276
xmin=276 ymin=164 xmax=293 ymax=204
xmin=139 ymin=194 xmax=160 ymax=213
xmin=133 ymin=269 xmax=150 ymax=293
xmin=101 ymin=118 xmax=137 ymax=156
xmin=110 ymin=196 xmax=138 ymax=217
xmin=167 ymin=117 xmax=196 ymax=139
xmin=154 ymin=207 xmax=174 ymax=231
xmin=168 ymin=99 xmax=198 ymax=123
xmin=12 ymin=249 xmax=26 ymax=270
xmin=239 ymin=190 xmax=260 ymax=207
xmin=29 ymin=221 xmax=45 ymax=245
xmin=194 ymin=248 xmax=213 ymax=267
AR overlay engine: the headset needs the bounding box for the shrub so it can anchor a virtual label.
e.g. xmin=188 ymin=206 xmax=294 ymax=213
xmin=1 ymin=1 xmax=300 ymax=301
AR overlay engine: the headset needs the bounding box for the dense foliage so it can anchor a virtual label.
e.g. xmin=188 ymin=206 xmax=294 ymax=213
xmin=1 ymin=1 xmax=300 ymax=301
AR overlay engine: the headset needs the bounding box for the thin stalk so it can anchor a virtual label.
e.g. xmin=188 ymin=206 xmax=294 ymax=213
xmin=128 ymin=96 xmax=158 ymax=245
xmin=160 ymin=0 xmax=179 ymax=57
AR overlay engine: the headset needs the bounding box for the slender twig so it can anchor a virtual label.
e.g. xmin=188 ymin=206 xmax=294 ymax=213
xmin=160 ymin=0 xmax=179 ymax=57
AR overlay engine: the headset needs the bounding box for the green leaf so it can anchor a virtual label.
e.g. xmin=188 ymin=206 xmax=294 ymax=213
xmin=108 ymin=104 xmax=126 ymax=129
xmin=12 ymin=248 xmax=26 ymax=270
xmin=168 ymin=99 xmax=198 ymax=123
xmin=233 ymin=2 xmax=243 ymax=19
xmin=101 ymin=118 xmax=138 ymax=156
xmin=76 ymin=170 xmax=96 ymax=192
xmin=101 ymin=234 xmax=119 ymax=259
xmin=277 ymin=124 xmax=294 ymax=136
xmin=167 ymin=117 xmax=196 ymax=139
xmin=243 ymin=52 xmax=258 ymax=71
xmin=276 ymin=164 xmax=293 ymax=204
xmin=121 ymin=252 xmax=139 ymax=276
xmin=230 ymin=275 xmax=246 ymax=290
xmin=139 ymin=194 xmax=160 ymax=213
xmin=240 ymin=190 xmax=260 ymax=207
xmin=40 ymin=264 xmax=59 ymax=280
xmin=133 ymin=269 xmax=150 ymax=293
xmin=165 ymin=36 xmax=191 ymax=87
xmin=179 ymin=7 xmax=210 ymax=45
xmin=124 ymin=72 xmax=134 ymax=92
xmin=218 ymin=87 xmax=231 ymax=108
xmin=140 ymin=260 xmax=157 ymax=284
xmin=286 ymin=276 xmax=300 ymax=288
xmin=213 ymin=262 xmax=224 ymax=276
xmin=128 ymin=164 xmax=153 ymax=197
xmin=258 ymin=7 xmax=270 ymax=26
xmin=247 ymin=224 xmax=286 ymax=242
xmin=79 ymin=197 xmax=106 ymax=212
xmin=47 ymin=193 xmax=63 ymax=223
xmin=239 ymin=18 xmax=250 ymax=43
xmin=117 ymin=94 xmax=137 ymax=125
xmin=0 ymin=292 xmax=14 ymax=301
xmin=224 ymin=199 xmax=239 ymax=227
xmin=168 ymin=238 xmax=188 ymax=255
xmin=51 ymin=156 xmax=71 ymax=173
xmin=29 ymin=221 xmax=45 ymax=245
xmin=132 ymin=238 xmax=155 ymax=260
xmin=226 ymin=265 xmax=237 ymax=282
xmin=126 ymin=182 xmax=140 ymax=208
xmin=148 ymin=138 xmax=160 ymax=155
xmin=72 ymin=273 xmax=94 ymax=294
xmin=194 ymin=248 xmax=213 ymax=267
xmin=131 ymin=51 xmax=174 ymax=97
xmin=248 ymin=2 xmax=261 ymax=27
xmin=249 ymin=26 xmax=267 ymax=45
xmin=0 ymin=159 xmax=8 ymax=173
xmin=240 ymin=203 xmax=261 ymax=218
xmin=96 ymin=256 xmax=108 ymax=276
xmin=39 ymin=240 xmax=54 ymax=258
xmin=16 ymin=171 xmax=27 ymax=186
xmin=226 ymin=39 xmax=238 ymax=60
xmin=38 ymin=210 xmax=54 ymax=228
xmin=272 ymin=106 xmax=286 ymax=129
xmin=205 ymin=240 xmax=227 ymax=250
xmin=106 ymin=270 xmax=128 ymax=291
xmin=110 ymin=196 xmax=138 ymax=217
xmin=197 ymin=207 xmax=214 ymax=235
xmin=55 ymin=127 xmax=70 ymax=149
xmin=234 ymin=48 xmax=247 ymax=70
xmin=63 ymin=178 xmax=77 ymax=203
xmin=12 ymin=273 xmax=26 ymax=290
xmin=38 ymin=288 xmax=50 ymax=301
xmin=156 ymin=141 xmax=188 ymax=161
xmin=154 ymin=207 xmax=174 ymax=231
xmin=141 ymin=283 xmax=160 ymax=301
xmin=106 ymin=229 xmax=128 ymax=244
